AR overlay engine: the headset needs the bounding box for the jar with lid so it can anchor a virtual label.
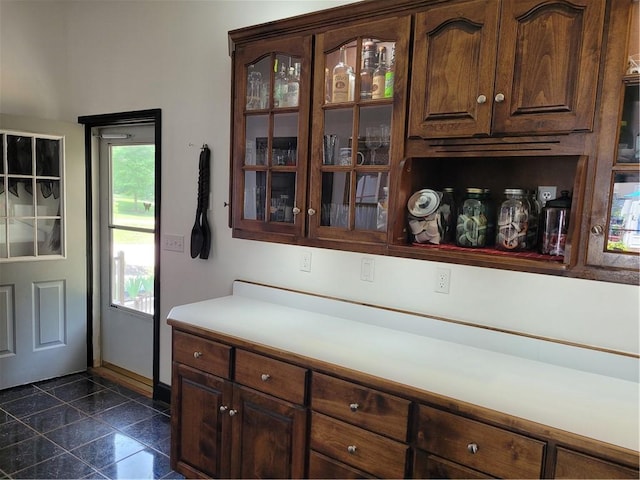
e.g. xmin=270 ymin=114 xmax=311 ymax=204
xmin=437 ymin=187 xmax=456 ymax=244
xmin=540 ymin=190 xmax=571 ymax=256
xmin=495 ymin=188 xmax=531 ymax=251
xmin=456 ymin=188 xmax=489 ymax=247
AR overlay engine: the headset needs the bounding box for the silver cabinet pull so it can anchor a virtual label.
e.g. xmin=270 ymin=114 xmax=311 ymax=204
xmin=467 ymin=443 xmax=479 ymax=454
xmin=590 ymin=224 xmax=604 ymax=236
xmin=229 ymin=409 xmax=238 ymax=417
xmin=193 ymin=351 xmax=203 ymax=358
xmin=308 ymin=208 xmax=316 ymax=216
xmin=494 ymin=93 xmax=505 ymax=103
xmin=261 ymin=373 xmax=271 ymax=382
xmin=347 ymin=445 xmax=357 ymax=454
xmin=477 ymin=95 xmax=487 ymax=104
xmin=349 ymin=403 xmax=359 ymax=412
xmin=219 ymin=405 xmax=228 ymax=413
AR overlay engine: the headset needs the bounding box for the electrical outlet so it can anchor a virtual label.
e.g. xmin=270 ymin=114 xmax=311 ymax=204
xmin=163 ymin=234 xmax=184 ymax=252
xmin=537 ymin=186 xmax=557 ymax=206
xmin=299 ymin=251 xmax=312 ymax=272
xmin=435 ymin=267 xmax=450 ymax=294
xmin=361 ymin=257 xmax=374 ymax=282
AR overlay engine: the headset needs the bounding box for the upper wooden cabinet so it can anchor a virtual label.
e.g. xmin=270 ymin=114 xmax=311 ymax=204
xmin=408 ymin=0 xmax=605 ymax=139
xmin=228 ymin=0 xmax=638 ymax=284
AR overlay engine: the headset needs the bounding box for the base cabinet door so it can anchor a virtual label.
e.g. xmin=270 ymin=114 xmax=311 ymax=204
xmin=229 ymin=384 xmax=307 ymax=479
xmin=171 ymin=363 xmax=232 ymax=479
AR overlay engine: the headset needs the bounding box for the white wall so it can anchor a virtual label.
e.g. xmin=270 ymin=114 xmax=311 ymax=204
xmin=2 ymin=0 xmax=638 ymax=387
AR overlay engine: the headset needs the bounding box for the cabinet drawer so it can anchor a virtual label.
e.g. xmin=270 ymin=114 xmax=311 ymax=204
xmin=308 ymin=450 xmax=372 ymax=479
xmin=311 ymin=372 xmax=410 ymax=441
xmin=310 ymin=412 xmax=408 ymax=478
xmin=554 ymin=447 xmax=639 ymax=479
xmin=415 ymin=405 xmax=544 ymax=479
xmin=234 ymin=349 xmax=307 ymax=404
xmin=173 ymin=330 xmax=231 ymax=378
xmin=413 ymin=450 xmax=490 ymax=479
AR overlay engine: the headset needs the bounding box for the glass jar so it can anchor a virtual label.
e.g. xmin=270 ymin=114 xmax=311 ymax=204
xmin=495 ymin=188 xmax=531 ymax=251
xmin=527 ymin=189 xmax=541 ymax=250
xmin=456 ymin=188 xmax=489 ymax=247
xmin=438 ymin=187 xmax=456 ymax=244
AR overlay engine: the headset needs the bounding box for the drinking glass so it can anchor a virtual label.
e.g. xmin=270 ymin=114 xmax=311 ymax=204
xmin=365 ymin=127 xmax=382 ymax=165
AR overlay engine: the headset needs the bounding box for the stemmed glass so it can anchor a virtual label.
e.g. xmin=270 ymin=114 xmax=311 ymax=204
xmin=365 ymin=127 xmax=382 ymax=165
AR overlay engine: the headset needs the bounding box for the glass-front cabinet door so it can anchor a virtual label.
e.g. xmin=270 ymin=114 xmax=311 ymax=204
xmin=309 ymin=16 xmax=410 ymax=245
xmin=232 ymin=36 xmax=311 ymax=239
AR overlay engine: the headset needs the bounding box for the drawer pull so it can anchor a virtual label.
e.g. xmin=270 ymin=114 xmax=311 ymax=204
xmin=193 ymin=351 xmax=203 ymax=358
xmin=349 ymin=403 xmax=359 ymax=412
xmin=347 ymin=445 xmax=357 ymax=454
xmin=229 ymin=409 xmax=238 ymax=417
xmin=467 ymin=442 xmax=479 ymax=454
xmin=219 ymin=405 xmax=229 ymax=413
xmin=261 ymin=373 xmax=271 ymax=382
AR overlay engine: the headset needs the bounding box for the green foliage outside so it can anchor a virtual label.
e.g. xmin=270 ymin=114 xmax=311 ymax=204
xmin=111 ymin=145 xmax=155 ymax=209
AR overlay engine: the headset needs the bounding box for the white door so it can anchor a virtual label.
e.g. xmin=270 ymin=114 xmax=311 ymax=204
xmin=0 ymin=115 xmax=87 ymax=389
xmin=98 ymin=125 xmax=155 ymax=380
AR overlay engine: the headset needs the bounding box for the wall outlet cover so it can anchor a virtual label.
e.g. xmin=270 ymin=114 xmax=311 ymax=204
xmin=537 ymin=186 xmax=557 ymax=206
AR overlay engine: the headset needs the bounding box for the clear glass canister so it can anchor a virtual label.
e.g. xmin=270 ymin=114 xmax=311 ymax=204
xmin=437 ymin=187 xmax=456 ymax=244
xmin=495 ymin=188 xmax=531 ymax=251
xmin=456 ymin=188 xmax=489 ymax=247
xmin=526 ymin=189 xmax=541 ymax=250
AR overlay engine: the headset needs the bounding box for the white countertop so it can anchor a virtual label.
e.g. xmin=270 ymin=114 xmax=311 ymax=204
xmin=168 ymin=285 xmax=639 ymax=452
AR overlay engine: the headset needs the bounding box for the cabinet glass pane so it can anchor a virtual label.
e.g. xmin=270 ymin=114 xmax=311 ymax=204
xmin=9 ymin=218 xmax=35 ymax=256
xmin=359 ymin=105 xmax=392 ymax=165
xmin=246 ymin=56 xmax=271 ymax=111
xmin=246 ymin=115 xmax=269 ymax=166
xmin=270 ymin=172 xmax=295 ymax=223
xmin=324 ymin=109 xmax=354 ymax=164
xmin=7 ymin=179 xmax=34 ymax=216
xmin=0 ymin=134 xmax=4 ymax=175
xmin=272 ymin=113 xmax=298 ymax=166
xmin=37 ymin=218 xmax=61 ymax=256
xmin=0 ymin=219 xmax=5 ymax=258
xmin=355 ymin=172 xmax=388 ymax=231
xmin=36 ymin=138 xmax=60 ymax=176
xmin=244 ymin=171 xmax=266 ymax=221
xmin=618 ymin=83 xmax=639 ymax=163
xmin=321 ymin=172 xmax=350 ymax=228
xmin=7 ymin=135 xmax=32 ymax=175
xmin=360 ymin=39 xmax=395 ymax=101
xmin=607 ymin=172 xmax=640 ymax=253
xmin=274 ymin=54 xmax=301 ymax=109
xmin=36 ymin=180 xmax=61 ymax=216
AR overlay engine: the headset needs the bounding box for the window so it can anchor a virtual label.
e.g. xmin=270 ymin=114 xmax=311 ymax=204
xmin=0 ymin=131 xmax=64 ymax=261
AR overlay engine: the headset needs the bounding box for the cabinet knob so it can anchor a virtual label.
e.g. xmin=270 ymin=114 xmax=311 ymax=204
xmin=219 ymin=405 xmax=228 ymax=413
xmin=261 ymin=373 xmax=271 ymax=382
xmin=591 ymin=224 xmax=604 ymax=236
xmin=228 ymin=409 xmax=238 ymax=417
xmin=193 ymin=351 xmax=203 ymax=359
xmin=292 ymin=207 xmax=301 ymax=215
xmin=467 ymin=443 xmax=479 ymax=454
xmin=349 ymin=403 xmax=359 ymax=412
xmin=347 ymin=445 xmax=357 ymax=454
xmin=476 ymin=95 xmax=487 ymax=104
xmin=308 ymin=208 xmax=317 ymax=216
xmin=494 ymin=93 xmax=505 ymax=103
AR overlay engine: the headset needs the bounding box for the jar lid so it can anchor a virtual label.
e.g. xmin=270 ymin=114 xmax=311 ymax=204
xmin=465 ymin=187 xmax=484 ymax=194
xmin=504 ymin=188 xmax=525 ymax=195
xmin=407 ymin=189 xmax=441 ymax=217
xmin=545 ymin=190 xmax=572 ymax=208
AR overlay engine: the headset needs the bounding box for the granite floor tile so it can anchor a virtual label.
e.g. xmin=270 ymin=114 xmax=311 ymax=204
xmin=21 ymin=404 xmax=87 ymax=433
xmin=44 ymin=417 xmax=114 ymax=450
xmin=13 ymin=452 xmax=97 ymax=479
xmin=122 ymin=414 xmax=171 ymax=449
xmin=99 ymin=448 xmax=171 ymax=480
xmin=0 ymin=421 xmax=37 ymax=449
xmin=0 ymin=385 xmax=40 ymax=405
xmin=94 ymin=400 xmax=155 ymax=429
xmin=70 ymin=390 xmax=128 ymax=415
xmin=1 ymin=392 xmax=62 ymax=418
xmin=0 ymin=410 xmax=11 ymax=426
xmin=0 ymin=435 xmax=64 ymax=474
xmin=35 ymin=372 xmax=90 ymax=391
xmin=71 ymin=431 xmax=145 ymax=470
xmin=49 ymin=378 xmax=105 ymax=402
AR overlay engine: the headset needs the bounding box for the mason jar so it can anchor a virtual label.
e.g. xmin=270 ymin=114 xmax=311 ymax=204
xmin=495 ymin=188 xmax=531 ymax=251
xmin=456 ymin=188 xmax=489 ymax=247
xmin=438 ymin=187 xmax=456 ymax=244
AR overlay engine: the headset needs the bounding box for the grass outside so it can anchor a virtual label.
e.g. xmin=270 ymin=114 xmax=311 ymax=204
xmin=112 ymin=196 xmax=155 ymax=244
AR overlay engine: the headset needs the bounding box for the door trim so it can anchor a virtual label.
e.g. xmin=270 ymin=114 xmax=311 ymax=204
xmin=78 ymin=109 xmax=167 ymax=402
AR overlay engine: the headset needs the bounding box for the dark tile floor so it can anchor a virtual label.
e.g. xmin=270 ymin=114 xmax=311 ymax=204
xmin=0 ymin=372 xmax=184 ymax=479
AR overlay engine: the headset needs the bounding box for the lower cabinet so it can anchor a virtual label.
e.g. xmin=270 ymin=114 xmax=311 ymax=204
xmin=413 ymin=450 xmax=490 ymax=479
xmin=553 ymin=447 xmax=639 ymax=479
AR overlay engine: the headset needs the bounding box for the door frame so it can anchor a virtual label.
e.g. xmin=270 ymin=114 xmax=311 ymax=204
xmin=78 ymin=109 xmax=167 ymax=402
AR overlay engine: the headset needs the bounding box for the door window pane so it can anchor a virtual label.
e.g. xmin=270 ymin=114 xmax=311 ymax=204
xmin=36 ymin=139 xmax=60 ymax=176
xmin=36 ymin=180 xmax=61 ymax=216
xmin=37 ymin=218 xmax=61 ymax=255
xmin=608 ymin=172 xmax=640 ymax=253
xmin=7 ymin=135 xmax=32 ymax=175
xmin=111 ymin=230 xmax=154 ymax=315
xmin=321 ymin=172 xmax=350 ymax=228
xmin=244 ymin=171 xmax=266 ymax=221
xmin=8 ymin=218 xmax=34 ymax=256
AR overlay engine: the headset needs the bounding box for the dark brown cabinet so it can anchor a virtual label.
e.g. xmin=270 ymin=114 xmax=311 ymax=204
xmin=228 ymin=0 xmax=638 ymax=284
xmin=553 ymin=447 xmax=640 ymax=479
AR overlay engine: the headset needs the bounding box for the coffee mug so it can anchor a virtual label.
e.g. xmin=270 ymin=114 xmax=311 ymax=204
xmin=339 ymin=147 xmax=364 ymax=165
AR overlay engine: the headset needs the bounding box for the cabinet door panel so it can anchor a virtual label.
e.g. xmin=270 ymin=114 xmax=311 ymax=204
xmin=171 ymin=363 xmax=232 ymax=479
xmin=554 ymin=447 xmax=639 ymax=479
xmin=408 ymin=0 xmax=500 ymax=138
xmin=230 ymin=385 xmax=307 ymax=479
xmin=493 ymin=0 xmax=605 ymax=134
xmin=413 ymin=450 xmax=491 ymax=479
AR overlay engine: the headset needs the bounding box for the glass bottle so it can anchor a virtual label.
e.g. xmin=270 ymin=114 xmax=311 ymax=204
xmin=360 ymin=40 xmax=376 ymax=100
xmin=332 ymin=46 xmax=354 ymax=103
xmin=372 ymin=46 xmax=387 ymax=100
xmin=495 ymin=189 xmax=530 ymax=251
xmin=274 ymin=62 xmax=289 ymax=108
xmin=286 ymin=63 xmax=300 ymax=108
xmin=456 ymin=188 xmax=489 ymax=247
xmin=246 ymin=65 xmax=262 ymax=110
xmin=384 ymin=45 xmax=395 ymax=98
